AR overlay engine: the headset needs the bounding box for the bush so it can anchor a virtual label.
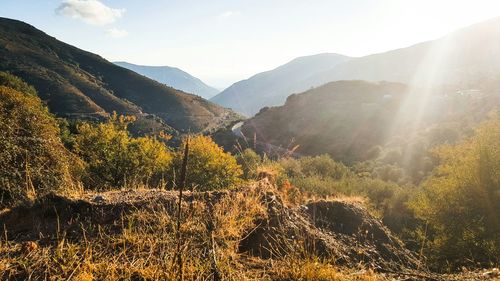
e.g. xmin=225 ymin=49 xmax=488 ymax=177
xmin=410 ymin=119 xmax=500 ymax=269
xmin=0 ymin=71 xmax=37 ymax=96
xmin=299 ymin=155 xmax=350 ymax=180
xmin=0 ymin=86 xmax=75 ymax=207
xmin=236 ymin=148 xmax=261 ymax=180
xmin=175 ymin=135 xmax=242 ymax=191
xmin=277 ymin=155 xmax=352 ymax=197
xmin=291 ymin=175 xmax=344 ymax=197
xmin=75 ymin=114 xmax=172 ymax=189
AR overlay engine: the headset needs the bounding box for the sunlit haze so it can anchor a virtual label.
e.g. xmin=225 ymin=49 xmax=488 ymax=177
xmin=1 ymin=0 xmax=499 ymax=88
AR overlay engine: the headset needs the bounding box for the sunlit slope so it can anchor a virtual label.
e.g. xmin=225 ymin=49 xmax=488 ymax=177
xmin=214 ymin=17 xmax=500 ymax=117
xmin=241 ymin=80 xmax=499 ymax=163
xmin=305 ymin=16 xmax=500 ymax=90
xmin=0 ymin=17 xmax=236 ymax=132
xmin=210 ymin=53 xmax=352 ymax=116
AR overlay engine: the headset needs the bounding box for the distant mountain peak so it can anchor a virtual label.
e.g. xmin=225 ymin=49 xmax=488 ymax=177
xmin=210 ymin=53 xmax=352 ymax=116
xmin=0 ymin=17 xmax=237 ymax=133
xmin=211 ymin=17 xmax=500 ymax=117
xmin=114 ymin=61 xmax=219 ymax=99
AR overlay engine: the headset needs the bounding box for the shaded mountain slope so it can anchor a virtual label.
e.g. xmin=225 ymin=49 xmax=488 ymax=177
xmin=240 ymin=79 xmax=500 ymax=164
xmin=241 ymin=81 xmax=409 ymax=163
xmin=114 ymin=61 xmax=219 ymax=99
xmin=0 ymin=17 xmax=237 ymax=132
xmin=211 ymin=53 xmax=352 ymax=116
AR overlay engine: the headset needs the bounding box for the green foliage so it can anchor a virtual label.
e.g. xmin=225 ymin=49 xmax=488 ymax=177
xmin=236 ymin=148 xmax=262 ymax=180
xmin=410 ymin=119 xmax=500 ymax=268
xmin=276 ymin=154 xmax=417 ymax=237
xmin=278 ymin=155 xmax=350 ymax=196
xmin=0 ymin=71 xmax=37 ymax=96
xmin=0 ymin=86 xmax=75 ymax=207
xmin=75 ymin=114 xmax=172 ymax=189
xmin=299 ymin=155 xmax=350 ymax=180
xmin=289 ymin=175 xmax=344 ymax=197
xmin=175 ymin=135 xmax=242 ymax=191
xmin=372 ymin=164 xmax=405 ymax=183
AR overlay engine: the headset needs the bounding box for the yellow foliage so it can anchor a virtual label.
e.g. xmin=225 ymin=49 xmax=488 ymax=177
xmin=75 ymin=117 xmax=172 ymax=189
xmin=411 ymin=118 xmax=500 ymax=267
xmin=175 ymin=135 xmax=242 ymax=191
xmin=0 ymin=86 xmax=76 ymax=207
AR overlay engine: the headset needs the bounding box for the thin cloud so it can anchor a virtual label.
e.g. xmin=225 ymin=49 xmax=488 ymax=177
xmin=55 ymin=0 xmax=125 ymax=26
xmin=218 ymin=10 xmax=241 ymax=20
xmin=106 ymin=28 xmax=128 ymax=38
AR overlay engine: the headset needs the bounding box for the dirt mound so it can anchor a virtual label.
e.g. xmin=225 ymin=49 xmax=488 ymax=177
xmin=304 ymin=200 xmax=422 ymax=270
xmin=1 ymin=181 xmax=421 ymax=272
xmin=237 ymin=192 xmax=422 ymax=272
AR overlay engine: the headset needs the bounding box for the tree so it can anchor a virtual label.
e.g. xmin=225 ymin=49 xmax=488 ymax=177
xmin=0 ymin=85 xmax=75 ymax=207
xmin=75 ymin=114 xmax=172 ymax=189
xmin=410 ymin=118 xmax=500 ymax=268
xmin=174 ymin=135 xmax=242 ymax=191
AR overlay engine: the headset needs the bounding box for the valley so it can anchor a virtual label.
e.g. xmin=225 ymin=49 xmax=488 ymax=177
xmin=0 ymin=4 xmax=499 ymax=280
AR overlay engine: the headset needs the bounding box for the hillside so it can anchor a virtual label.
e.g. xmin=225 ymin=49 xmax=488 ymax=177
xmin=214 ymin=17 xmax=500 ymax=116
xmin=240 ymin=80 xmax=500 ymax=164
xmin=211 ymin=53 xmax=351 ymax=116
xmin=0 ymin=179 xmax=422 ymax=279
xmin=0 ymin=17 xmax=237 ymax=133
xmin=114 ymin=61 xmax=219 ymax=99
xmin=241 ymin=81 xmax=408 ymax=162
xmin=3 ymin=179 xmax=496 ymax=280
xmin=302 ymin=17 xmax=500 ymax=90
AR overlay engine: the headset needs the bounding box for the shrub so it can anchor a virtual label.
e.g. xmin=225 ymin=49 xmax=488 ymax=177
xmin=0 ymin=71 xmax=37 ymax=96
xmin=277 ymin=155 xmax=351 ymax=197
xmin=0 ymin=86 xmax=75 ymax=207
xmin=174 ymin=135 xmax=242 ymax=191
xmin=75 ymin=114 xmax=172 ymax=189
xmin=236 ymin=148 xmax=261 ymax=179
xmin=291 ymin=175 xmax=344 ymax=197
xmin=299 ymin=155 xmax=350 ymax=180
xmin=278 ymin=157 xmax=303 ymax=178
xmin=410 ymin=119 xmax=500 ymax=269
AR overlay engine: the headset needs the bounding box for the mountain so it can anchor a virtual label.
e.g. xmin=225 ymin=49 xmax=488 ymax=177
xmin=213 ymin=17 xmax=500 ymax=117
xmin=210 ymin=53 xmax=352 ymax=116
xmin=240 ymin=81 xmax=409 ymax=162
xmin=300 ymin=17 xmax=500 ymax=91
xmin=0 ymin=17 xmax=237 ymax=133
xmin=114 ymin=61 xmax=219 ymax=99
xmin=240 ymin=80 xmax=500 ymax=163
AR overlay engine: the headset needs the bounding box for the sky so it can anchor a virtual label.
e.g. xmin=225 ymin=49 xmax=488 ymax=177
xmin=1 ymin=0 xmax=500 ymax=89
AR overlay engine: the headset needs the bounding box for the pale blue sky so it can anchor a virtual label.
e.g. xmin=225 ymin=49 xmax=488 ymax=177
xmin=1 ymin=0 xmax=500 ymax=88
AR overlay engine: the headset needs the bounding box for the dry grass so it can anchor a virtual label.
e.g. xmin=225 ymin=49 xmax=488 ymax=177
xmin=0 ymin=182 xmax=405 ymax=280
xmin=0 ymin=184 xmax=265 ymax=280
xmin=270 ymin=258 xmax=389 ymax=281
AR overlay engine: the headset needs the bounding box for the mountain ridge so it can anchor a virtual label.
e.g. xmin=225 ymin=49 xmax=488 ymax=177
xmin=210 ymin=53 xmax=352 ymax=116
xmin=212 ymin=16 xmax=500 ymax=116
xmin=114 ymin=61 xmax=219 ymax=99
xmin=0 ymin=17 xmax=237 ymax=133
